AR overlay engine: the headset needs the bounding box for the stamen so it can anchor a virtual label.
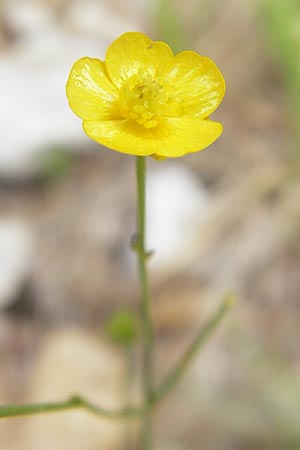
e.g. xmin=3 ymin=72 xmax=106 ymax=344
xmin=119 ymin=75 xmax=167 ymax=129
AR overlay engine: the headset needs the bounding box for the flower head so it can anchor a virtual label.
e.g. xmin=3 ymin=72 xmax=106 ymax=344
xmin=66 ymin=32 xmax=225 ymax=158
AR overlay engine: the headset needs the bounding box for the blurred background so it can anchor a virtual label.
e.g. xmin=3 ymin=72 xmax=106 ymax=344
xmin=0 ymin=0 xmax=300 ymax=449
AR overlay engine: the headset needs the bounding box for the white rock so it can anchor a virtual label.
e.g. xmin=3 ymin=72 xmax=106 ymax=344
xmin=3 ymin=0 xmax=55 ymax=35
xmin=17 ymin=328 xmax=125 ymax=450
xmin=0 ymin=0 xmax=142 ymax=179
xmin=0 ymin=28 xmax=106 ymax=178
xmin=68 ymin=0 xmax=142 ymax=37
xmin=0 ymin=220 xmax=34 ymax=308
xmin=146 ymin=163 xmax=209 ymax=274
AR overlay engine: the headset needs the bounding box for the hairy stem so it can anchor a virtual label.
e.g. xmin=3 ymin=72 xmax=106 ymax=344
xmin=136 ymin=156 xmax=155 ymax=450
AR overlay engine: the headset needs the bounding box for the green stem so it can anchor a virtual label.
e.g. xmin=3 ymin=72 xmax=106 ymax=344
xmin=0 ymin=395 xmax=144 ymax=419
xmin=136 ymin=156 xmax=155 ymax=450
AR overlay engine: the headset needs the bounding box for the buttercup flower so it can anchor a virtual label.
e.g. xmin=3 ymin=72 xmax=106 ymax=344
xmin=66 ymin=32 xmax=225 ymax=158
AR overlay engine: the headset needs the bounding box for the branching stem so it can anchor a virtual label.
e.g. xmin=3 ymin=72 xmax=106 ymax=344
xmin=0 ymin=297 xmax=233 ymax=422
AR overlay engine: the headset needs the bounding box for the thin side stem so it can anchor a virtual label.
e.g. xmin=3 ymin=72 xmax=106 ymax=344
xmin=136 ymin=155 xmax=155 ymax=450
xmin=153 ymin=294 xmax=235 ymax=404
xmin=0 ymin=395 xmax=145 ymax=420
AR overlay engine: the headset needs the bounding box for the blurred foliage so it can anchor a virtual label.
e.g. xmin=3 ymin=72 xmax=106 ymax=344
xmin=151 ymin=0 xmax=185 ymax=53
xmin=38 ymin=148 xmax=74 ymax=184
xmin=105 ymin=310 xmax=139 ymax=347
xmin=260 ymin=0 xmax=300 ymax=173
xmin=260 ymin=0 xmax=300 ymax=92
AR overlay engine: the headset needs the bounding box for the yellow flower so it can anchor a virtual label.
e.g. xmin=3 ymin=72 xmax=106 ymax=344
xmin=66 ymin=32 xmax=225 ymax=158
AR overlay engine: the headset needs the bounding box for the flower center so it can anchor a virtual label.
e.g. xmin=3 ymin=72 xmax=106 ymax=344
xmin=119 ymin=74 xmax=169 ymax=129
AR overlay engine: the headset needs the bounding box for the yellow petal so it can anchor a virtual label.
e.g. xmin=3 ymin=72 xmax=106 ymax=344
xmin=105 ymin=32 xmax=174 ymax=88
xmin=162 ymin=50 xmax=225 ymax=118
xmin=66 ymin=57 xmax=120 ymax=120
xmin=82 ymin=117 xmax=222 ymax=158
